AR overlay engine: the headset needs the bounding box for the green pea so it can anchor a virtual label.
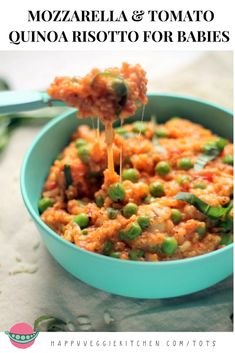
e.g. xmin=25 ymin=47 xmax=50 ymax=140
xmin=203 ymin=141 xmax=217 ymax=155
xmin=122 ymin=168 xmax=139 ymax=183
xmin=203 ymin=138 xmax=227 ymax=155
xmin=115 ymin=127 xmax=128 ymax=136
xmin=95 ymin=195 xmax=104 ymax=208
xmin=223 ymin=154 xmax=233 ymax=166
xmin=193 ymin=182 xmax=206 ymax=189
xmin=75 ymin=138 xmax=87 ymax=148
xmin=161 ymin=237 xmax=178 ymax=255
xmin=73 ymin=213 xmax=89 ymax=229
xmin=155 ymin=129 xmax=168 ymax=138
xmin=110 ymin=252 xmax=120 ymax=258
xmin=177 ymin=158 xmax=194 ymax=170
xmin=108 ymin=183 xmax=126 ymax=202
xmin=133 ymin=122 xmax=146 ymax=134
xmin=119 ymin=230 xmax=127 ymax=241
xmin=126 ymin=222 xmax=142 ymax=240
xmin=102 ymin=240 xmax=113 ymax=255
xmin=129 ymin=249 xmax=144 ymax=260
xmin=137 ymin=215 xmax=150 ymax=230
xmin=111 ymin=78 xmax=128 ymax=97
xmin=123 ymin=203 xmax=138 ymax=218
xmin=107 ymin=207 xmax=118 ymax=219
xmin=215 ymin=138 xmax=227 ymax=151
xmin=171 ymin=209 xmax=182 ymax=224
xmin=149 ymin=181 xmax=165 ymax=197
xmin=77 ymin=145 xmax=90 ymax=163
xmin=195 ymin=226 xmax=206 ymax=237
xmin=155 ymin=161 xmax=171 ymax=176
xmin=144 ymin=195 xmax=155 ymax=204
xmin=81 ymin=229 xmax=88 ymax=235
xmin=177 ymin=175 xmax=190 ymax=185
xmin=38 ymin=198 xmax=54 ymax=214
xmin=220 ymin=233 xmax=233 ymax=245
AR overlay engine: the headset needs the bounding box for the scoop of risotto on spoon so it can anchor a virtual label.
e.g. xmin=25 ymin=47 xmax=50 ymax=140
xmin=48 ymin=62 xmax=147 ymax=123
xmin=48 ymin=63 xmax=148 ymax=174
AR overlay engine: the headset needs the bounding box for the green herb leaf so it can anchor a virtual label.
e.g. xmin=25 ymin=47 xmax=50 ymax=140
xmin=34 ymin=315 xmax=67 ymax=332
xmin=219 ymin=233 xmax=233 ymax=245
xmin=0 ymin=78 xmax=10 ymax=91
xmin=64 ymin=164 xmax=72 ymax=188
xmin=194 ymin=139 xmax=227 ymax=171
xmin=194 ymin=151 xmax=220 ymax=171
xmin=217 ymin=217 xmax=233 ymax=232
xmin=175 ymin=192 xmax=233 ymax=219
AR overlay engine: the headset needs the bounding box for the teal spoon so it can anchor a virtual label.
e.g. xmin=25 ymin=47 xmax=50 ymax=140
xmin=0 ymin=91 xmax=66 ymax=115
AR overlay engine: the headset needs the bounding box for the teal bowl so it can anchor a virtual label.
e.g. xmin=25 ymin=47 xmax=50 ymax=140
xmin=20 ymin=93 xmax=233 ymax=299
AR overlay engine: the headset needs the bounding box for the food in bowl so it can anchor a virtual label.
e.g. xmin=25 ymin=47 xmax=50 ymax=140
xmin=39 ymin=117 xmax=233 ymax=261
xmin=21 ymin=94 xmax=233 ymax=298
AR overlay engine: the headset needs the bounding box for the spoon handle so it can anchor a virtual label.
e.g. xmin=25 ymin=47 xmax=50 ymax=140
xmin=0 ymin=91 xmax=66 ymax=115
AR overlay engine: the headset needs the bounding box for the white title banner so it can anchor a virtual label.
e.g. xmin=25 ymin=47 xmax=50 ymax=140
xmin=0 ymin=0 xmax=233 ymax=50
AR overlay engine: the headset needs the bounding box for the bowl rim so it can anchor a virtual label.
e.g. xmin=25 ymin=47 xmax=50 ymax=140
xmin=20 ymin=92 xmax=233 ymax=267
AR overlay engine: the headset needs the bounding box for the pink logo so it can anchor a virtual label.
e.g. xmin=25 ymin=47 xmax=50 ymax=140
xmin=5 ymin=322 xmax=39 ymax=349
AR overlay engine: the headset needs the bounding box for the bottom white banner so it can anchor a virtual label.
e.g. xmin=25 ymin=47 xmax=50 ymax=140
xmin=0 ymin=332 xmax=234 ymax=353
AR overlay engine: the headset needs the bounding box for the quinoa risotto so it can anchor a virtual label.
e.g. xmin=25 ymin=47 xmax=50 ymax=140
xmin=48 ymin=63 xmax=148 ymax=174
xmin=48 ymin=62 xmax=148 ymax=123
xmin=39 ymin=117 xmax=233 ymax=261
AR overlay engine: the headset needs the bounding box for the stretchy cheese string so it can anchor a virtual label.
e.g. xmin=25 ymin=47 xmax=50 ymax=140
xmin=138 ymin=104 xmax=146 ymax=138
xmin=96 ymin=118 xmax=100 ymax=141
xmin=119 ymin=118 xmax=124 ymax=181
xmin=105 ymin=122 xmax=115 ymax=174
